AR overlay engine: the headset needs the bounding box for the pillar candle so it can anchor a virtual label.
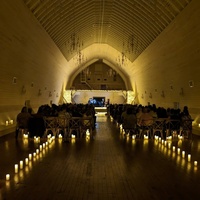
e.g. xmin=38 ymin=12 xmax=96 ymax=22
xmin=20 ymin=161 xmax=23 ymax=169
xmin=25 ymin=158 xmax=29 ymax=165
xmin=182 ymin=151 xmax=185 ymax=158
xmin=194 ymin=161 xmax=198 ymax=166
xmin=188 ymin=154 xmax=191 ymax=162
xmin=36 ymin=149 xmax=39 ymax=154
xmin=177 ymin=148 xmax=180 ymax=155
xmin=6 ymin=174 xmax=10 ymax=181
xmin=172 ymin=146 xmax=175 ymax=152
xmin=29 ymin=153 xmax=32 ymax=160
xmin=15 ymin=164 xmax=18 ymax=173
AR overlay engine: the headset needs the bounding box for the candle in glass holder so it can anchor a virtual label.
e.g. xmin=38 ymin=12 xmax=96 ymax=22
xmin=36 ymin=149 xmax=39 ymax=154
xmin=194 ymin=161 xmax=198 ymax=166
xmin=20 ymin=161 xmax=23 ymax=169
xmin=172 ymin=146 xmax=175 ymax=152
xmin=188 ymin=154 xmax=191 ymax=162
xmin=33 ymin=152 xmax=36 ymax=157
xmin=177 ymin=148 xmax=180 ymax=155
xmin=29 ymin=153 xmax=32 ymax=160
xmin=25 ymin=158 xmax=29 ymax=165
xmin=182 ymin=151 xmax=185 ymax=158
xmin=15 ymin=164 xmax=18 ymax=173
xmin=6 ymin=174 xmax=10 ymax=181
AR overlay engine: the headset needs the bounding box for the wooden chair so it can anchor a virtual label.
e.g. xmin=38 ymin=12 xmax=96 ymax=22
xmin=69 ymin=117 xmax=82 ymax=138
xmin=43 ymin=117 xmax=58 ymax=137
xmin=180 ymin=119 xmax=193 ymax=139
xmin=81 ymin=116 xmax=94 ymax=138
xmin=138 ymin=119 xmax=153 ymax=139
xmin=152 ymin=118 xmax=167 ymax=139
xmin=56 ymin=116 xmax=70 ymax=138
xmin=165 ymin=119 xmax=180 ymax=138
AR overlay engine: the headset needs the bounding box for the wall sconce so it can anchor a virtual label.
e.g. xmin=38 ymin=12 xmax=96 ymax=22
xmin=13 ymin=77 xmax=17 ymax=84
xmin=161 ymin=90 xmax=165 ymax=97
xmin=21 ymin=85 xmax=26 ymax=94
xmin=38 ymin=89 xmax=42 ymax=96
xmin=141 ymin=94 xmax=144 ymax=99
xmin=149 ymin=93 xmax=152 ymax=98
xmin=49 ymin=92 xmax=52 ymax=97
xmin=179 ymin=88 xmax=184 ymax=96
xmin=31 ymin=82 xmax=34 ymax=87
xmin=189 ymin=80 xmax=194 ymax=87
xmin=56 ymin=93 xmax=59 ymax=98
xmin=170 ymin=85 xmax=173 ymax=90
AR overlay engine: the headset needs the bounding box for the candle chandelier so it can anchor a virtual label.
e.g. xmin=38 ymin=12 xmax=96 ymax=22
xmin=67 ymin=31 xmax=84 ymax=55
xmin=116 ymin=41 xmax=127 ymax=67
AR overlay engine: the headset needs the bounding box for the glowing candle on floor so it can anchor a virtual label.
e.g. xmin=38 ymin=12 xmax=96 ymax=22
xmin=6 ymin=174 xmax=10 ymax=181
xmin=43 ymin=143 xmax=46 ymax=148
xmin=33 ymin=152 xmax=36 ymax=157
xmin=173 ymin=146 xmax=175 ymax=152
xmin=25 ymin=158 xmax=29 ymax=165
xmin=194 ymin=161 xmax=198 ymax=166
xmin=39 ymin=145 xmax=43 ymax=151
xmin=20 ymin=161 xmax=23 ymax=169
xmin=177 ymin=148 xmax=180 ymax=155
xmin=29 ymin=153 xmax=32 ymax=160
xmin=182 ymin=151 xmax=185 ymax=158
xmin=188 ymin=154 xmax=191 ymax=162
xmin=36 ymin=149 xmax=39 ymax=154
xmin=168 ymin=143 xmax=171 ymax=148
xmin=132 ymin=135 xmax=136 ymax=139
xmin=15 ymin=164 xmax=18 ymax=173
xmin=164 ymin=141 xmax=167 ymax=146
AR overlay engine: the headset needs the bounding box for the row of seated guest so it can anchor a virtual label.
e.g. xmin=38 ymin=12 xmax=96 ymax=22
xmin=15 ymin=103 xmax=96 ymax=138
xmin=109 ymin=104 xmax=192 ymax=138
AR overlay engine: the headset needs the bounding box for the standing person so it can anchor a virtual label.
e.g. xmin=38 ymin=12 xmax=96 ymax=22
xmin=16 ymin=106 xmax=32 ymax=139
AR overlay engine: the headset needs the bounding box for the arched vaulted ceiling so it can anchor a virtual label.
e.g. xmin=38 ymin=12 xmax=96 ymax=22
xmin=22 ymin=0 xmax=192 ymax=73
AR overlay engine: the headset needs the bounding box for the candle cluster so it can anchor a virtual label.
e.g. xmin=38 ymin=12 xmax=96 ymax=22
xmin=5 ymin=135 xmax=56 ymax=182
xmin=154 ymin=136 xmax=198 ymax=169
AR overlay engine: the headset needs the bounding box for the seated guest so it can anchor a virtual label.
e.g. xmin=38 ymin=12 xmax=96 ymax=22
xmin=121 ymin=107 xmax=137 ymax=134
xmin=138 ymin=106 xmax=154 ymax=126
xmin=16 ymin=106 xmax=32 ymax=139
xmin=28 ymin=106 xmax=46 ymax=138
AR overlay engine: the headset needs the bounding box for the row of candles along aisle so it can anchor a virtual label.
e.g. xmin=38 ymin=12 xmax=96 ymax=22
xmin=5 ymin=134 xmax=56 ymax=181
xmin=5 ymin=129 xmax=92 ymax=181
xmin=119 ymin=125 xmax=198 ymax=168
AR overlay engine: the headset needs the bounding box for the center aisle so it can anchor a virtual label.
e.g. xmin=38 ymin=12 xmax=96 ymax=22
xmin=2 ymin=115 xmax=200 ymax=199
